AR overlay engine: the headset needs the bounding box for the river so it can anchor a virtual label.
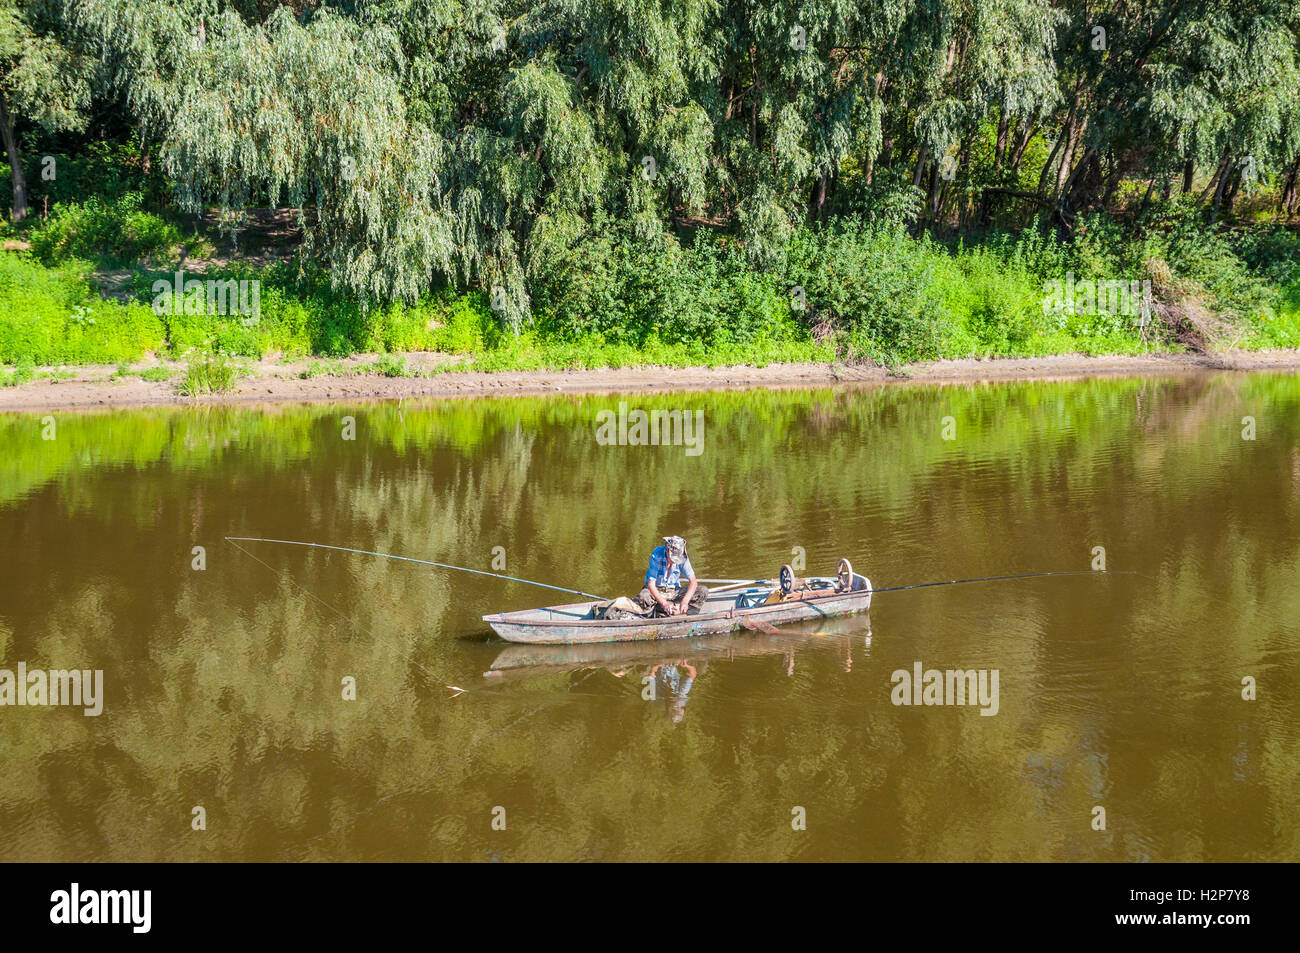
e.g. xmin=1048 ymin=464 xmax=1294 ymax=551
xmin=1 ymin=371 xmax=1296 ymax=860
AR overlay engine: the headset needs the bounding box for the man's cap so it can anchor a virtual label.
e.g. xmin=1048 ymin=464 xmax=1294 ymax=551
xmin=663 ymin=535 xmax=687 ymax=563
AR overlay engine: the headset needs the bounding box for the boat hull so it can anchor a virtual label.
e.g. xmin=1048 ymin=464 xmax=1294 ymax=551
xmin=485 ymin=629 xmax=835 ymax=680
xmin=483 ymin=584 xmax=871 ymax=644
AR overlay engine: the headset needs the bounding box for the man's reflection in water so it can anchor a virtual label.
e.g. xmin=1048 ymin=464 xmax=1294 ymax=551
xmin=649 ymin=661 xmax=699 ymax=723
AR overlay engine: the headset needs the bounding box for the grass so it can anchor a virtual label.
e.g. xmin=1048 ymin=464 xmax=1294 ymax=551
xmin=0 ymin=360 xmax=35 ymax=387
xmin=0 ymin=253 xmax=164 ymax=365
xmin=1 ymin=203 xmax=1298 ymax=380
xmin=178 ymin=351 xmax=238 ymax=396
xmin=299 ymin=359 xmax=350 ymax=379
xmin=372 ymin=354 xmax=412 ymax=377
xmin=112 ymin=363 xmax=175 ymax=382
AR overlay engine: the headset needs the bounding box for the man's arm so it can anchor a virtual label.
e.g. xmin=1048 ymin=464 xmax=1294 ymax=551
xmin=647 ymin=579 xmax=673 ymax=613
xmin=680 ymin=570 xmax=698 ymax=611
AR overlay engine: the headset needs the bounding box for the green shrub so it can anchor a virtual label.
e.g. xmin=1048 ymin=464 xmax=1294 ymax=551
xmin=3 ymin=206 xmax=1295 ymax=371
xmin=0 ymin=252 xmax=165 ymax=364
xmin=0 ymin=359 xmax=35 ymax=387
xmin=425 ymin=293 xmax=496 ymax=352
xmin=1231 ymin=227 xmax=1300 ymax=285
xmin=531 ymin=220 xmax=802 ymax=352
xmin=16 ymin=139 xmax=171 ymax=213
xmin=373 ymin=353 xmax=410 ymax=377
xmin=785 ymin=219 xmax=951 ymax=366
xmin=30 ymin=192 xmax=184 ymax=266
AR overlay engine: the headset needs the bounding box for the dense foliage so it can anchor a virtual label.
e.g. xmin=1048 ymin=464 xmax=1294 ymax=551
xmin=0 ymin=0 xmax=1297 ymax=367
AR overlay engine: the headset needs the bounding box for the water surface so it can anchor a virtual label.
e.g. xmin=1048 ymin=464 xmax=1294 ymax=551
xmin=1 ymin=372 xmax=1297 ymax=860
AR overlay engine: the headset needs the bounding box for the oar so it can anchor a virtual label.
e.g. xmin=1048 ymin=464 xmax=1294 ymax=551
xmin=224 ymin=537 xmax=608 ymax=601
xmin=704 ymin=568 xmax=1135 ymax=595
xmin=708 ymin=580 xmax=770 ymax=594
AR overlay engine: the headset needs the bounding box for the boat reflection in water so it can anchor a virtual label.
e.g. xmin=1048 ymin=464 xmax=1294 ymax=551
xmin=484 ymin=614 xmax=872 ymax=722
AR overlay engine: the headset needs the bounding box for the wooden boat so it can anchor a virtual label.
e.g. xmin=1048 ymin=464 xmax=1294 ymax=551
xmin=483 ymin=559 xmax=872 ymax=644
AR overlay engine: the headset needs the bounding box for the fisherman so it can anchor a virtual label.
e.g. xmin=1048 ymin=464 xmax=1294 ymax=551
xmin=639 ymin=535 xmax=708 ymax=616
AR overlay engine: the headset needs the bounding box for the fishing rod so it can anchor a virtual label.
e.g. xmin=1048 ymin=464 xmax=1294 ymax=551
xmin=699 ymin=568 xmax=1136 ymax=592
xmin=867 ymin=568 xmax=1135 ymax=594
xmin=224 ymin=537 xmax=608 ymax=601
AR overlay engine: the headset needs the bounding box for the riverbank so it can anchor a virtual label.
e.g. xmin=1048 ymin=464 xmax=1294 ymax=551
xmin=3 ymin=349 xmax=1297 ymax=411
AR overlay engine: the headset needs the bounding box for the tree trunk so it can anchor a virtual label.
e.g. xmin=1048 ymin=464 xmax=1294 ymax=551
xmin=947 ymin=136 xmax=972 ymax=226
xmin=1100 ymin=149 xmax=1122 ymax=208
xmin=1138 ymin=177 xmax=1156 ymax=214
xmin=1198 ymin=151 xmax=1230 ymax=206
xmin=1056 ymin=146 xmax=1099 ymax=234
xmin=810 ymin=172 xmax=827 ymax=219
xmin=1008 ymin=119 xmax=1035 ymax=174
xmin=1037 ymin=112 xmax=1070 ymax=197
xmin=0 ymin=93 xmax=27 ymax=222
xmin=1279 ymin=153 xmax=1299 ymax=216
xmin=1055 ymin=110 xmax=1083 ymax=197
xmin=994 ymin=110 xmax=1009 ymax=173
xmin=1211 ymin=163 xmax=1234 ymax=223
xmin=1221 ymin=165 xmax=1241 ymax=215
xmin=1181 ymin=158 xmax=1193 ymax=194
xmin=138 ymin=119 xmax=152 ymax=176
xmin=929 ymin=162 xmax=944 ymax=227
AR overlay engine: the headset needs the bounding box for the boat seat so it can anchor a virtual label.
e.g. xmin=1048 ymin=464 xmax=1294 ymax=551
xmin=848 ymin=573 xmax=870 ymax=592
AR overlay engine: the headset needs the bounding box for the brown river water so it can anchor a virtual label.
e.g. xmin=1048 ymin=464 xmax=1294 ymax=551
xmin=0 ymin=371 xmax=1297 ymax=861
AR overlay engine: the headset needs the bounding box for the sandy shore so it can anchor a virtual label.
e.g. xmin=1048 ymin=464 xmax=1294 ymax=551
xmin=2 ymin=349 xmax=1298 ymax=412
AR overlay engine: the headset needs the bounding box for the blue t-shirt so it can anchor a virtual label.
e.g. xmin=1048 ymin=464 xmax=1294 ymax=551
xmin=645 ymin=545 xmax=695 ymax=588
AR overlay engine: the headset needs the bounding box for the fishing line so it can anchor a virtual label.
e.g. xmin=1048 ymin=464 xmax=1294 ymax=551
xmin=224 ymin=536 xmax=608 ymax=601
xmin=224 ymin=538 xmax=607 ymax=698
xmin=225 ymin=537 xmax=449 ymax=689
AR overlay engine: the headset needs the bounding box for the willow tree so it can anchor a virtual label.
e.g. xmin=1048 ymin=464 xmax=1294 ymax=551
xmin=75 ymin=2 xmax=460 ymax=306
xmin=64 ymin=0 xmax=1297 ymax=330
xmin=898 ymin=0 xmax=1060 ymax=226
xmin=1046 ymin=0 xmax=1300 ymax=227
xmin=1146 ymin=0 xmax=1300 ymax=221
xmin=0 ymin=0 xmax=93 ymax=220
xmin=698 ymin=0 xmax=1060 ymax=249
